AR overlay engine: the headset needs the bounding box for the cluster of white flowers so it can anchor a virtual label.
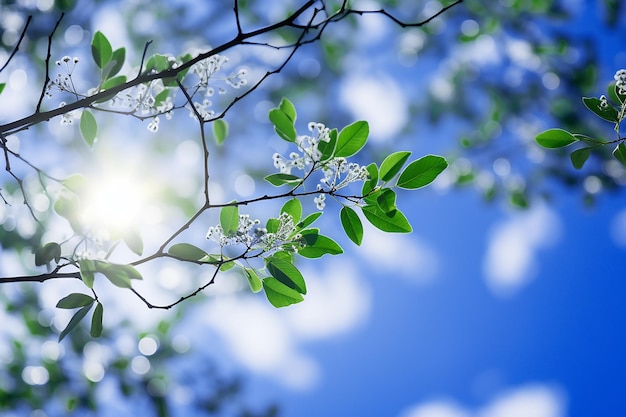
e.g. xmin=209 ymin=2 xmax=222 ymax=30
xmin=272 ymin=122 xmax=331 ymax=175
xmin=273 ymin=122 xmax=369 ymax=210
xmin=615 ymin=69 xmax=626 ymax=95
xmin=206 ymin=212 xmax=300 ymax=253
xmin=600 ymin=95 xmax=609 ymax=109
xmin=46 ymin=56 xmax=80 ymax=97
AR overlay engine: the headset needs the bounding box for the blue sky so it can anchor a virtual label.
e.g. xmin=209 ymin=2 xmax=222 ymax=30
xmin=1 ymin=1 xmax=626 ymax=416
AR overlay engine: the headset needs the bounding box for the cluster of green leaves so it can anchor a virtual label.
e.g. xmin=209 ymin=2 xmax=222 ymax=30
xmin=535 ymin=76 xmax=626 ymax=168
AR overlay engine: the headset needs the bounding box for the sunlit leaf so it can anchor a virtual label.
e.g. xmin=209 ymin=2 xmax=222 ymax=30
xmin=265 ymin=256 xmax=306 ymax=294
xmin=268 ymin=108 xmax=296 ymax=142
xmin=535 ymin=128 xmax=577 ymax=148
xmin=296 ymin=212 xmax=322 ymax=229
xmin=56 ymin=293 xmax=94 ymax=309
xmin=80 ymin=110 xmax=97 ymax=146
xmin=278 ymin=97 xmax=297 ymax=122
xmin=213 ymin=119 xmax=229 ymax=145
xmin=340 ymin=206 xmax=363 ymax=245
xmin=613 ymin=143 xmax=626 ymax=167
xmin=244 ymin=268 xmax=263 ymax=293
xmin=168 ymin=243 xmax=209 ymax=261
xmin=362 ymin=205 xmax=412 ymax=233
xmin=108 ymin=47 xmax=126 ymax=78
xmin=582 ymin=96 xmax=619 ymax=122
xmin=79 ymin=259 xmax=96 ymax=288
xmin=96 ymin=262 xmax=142 ymax=288
xmin=59 ymin=304 xmax=92 ymax=342
xmin=264 ymin=173 xmax=301 ymax=186
xmin=281 ymin=198 xmax=302 ymax=223
xmin=35 ymin=242 xmax=61 ymax=266
xmin=397 ymin=155 xmax=448 ymax=189
xmin=570 ymin=147 xmax=591 ymax=169
xmin=220 ymin=205 xmax=239 ymax=235
xmin=263 ymin=277 xmax=304 ymax=308
xmin=123 ymin=230 xmax=143 ymax=256
xmin=379 ymin=151 xmax=411 ymax=181
xmin=101 ymin=75 xmax=127 ymax=90
xmin=335 ymin=121 xmax=369 ymax=157
xmin=90 ymin=303 xmax=104 ymax=338
xmin=298 ymin=230 xmax=343 ymax=258
xmin=91 ymin=31 xmax=112 ymax=69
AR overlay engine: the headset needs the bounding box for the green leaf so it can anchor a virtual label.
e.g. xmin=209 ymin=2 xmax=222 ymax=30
xmin=80 ymin=110 xmax=97 ymax=146
xmin=298 ymin=230 xmax=344 ymax=258
xmin=35 ymin=242 xmax=61 ymax=266
xmin=0 ymin=83 xmax=5 ymax=95
xmin=268 ymin=108 xmax=297 ymax=142
xmin=535 ymin=128 xmax=578 ymax=148
xmin=154 ymin=89 xmax=170 ymax=108
xmin=90 ymin=303 xmax=104 ymax=338
xmin=278 ymin=97 xmax=297 ymax=122
xmin=570 ymin=147 xmax=591 ymax=169
xmin=168 ymin=243 xmax=209 ymax=261
xmin=335 ymin=121 xmax=369 ymax=157
xmin=340 ymin=206 xmax=363 ymax=245
xmin=281 ymin=198 xmax=302 ymax=223
xmin=144 ymin=53 xmax=171 ymax=73
xmin=263 ymin=277 xmax=304 ymax=308
xmin=213 ymin=119 xmax=228 ymax=145
xmin=608 ymin=82 xmax=626 ymax=104
xmin=56 ymin=293 xmax=95 ymax=309
xmin=264 ymin=173 xmax=301 ymax=187
xmin=123 ymin=230 xmax=143 ymax=256
xmin=79 ymin=259 xmax=96 ymax=288
xmin=318 ymin=128 xmax=338 ymax=161
xmin=362 ymin=204 xmax=412 ymax=233
xmin=220 ymin=205 xmax=239 ymax=235
xmin=613 ymin=143 xmax=626 ymax=167
xmin=91 ymin=31 xmax=112 ymax=69
xmin=96 ymin=262 xmax=142 ymax=288
xmin=510 ymin=189 xmax=529 ymax=209
xmin=379 ymin=151 xmax=412 ymax=181
xmin=108 ymin=47 xmax=126 ymax=78
xmin=101 ymin=75 xmax=127 ymax=90
xmin=582 ymin=97 xmax=620 ymax=123
xmin=362 ymin=163 xmax=379 ymax=195
xmin=375 ymin=188 xmax=397 ymax=213
xmin=397 ymin=155 xmax=448 ymax=189
xmin=244 ymin=268 xmax=263 ymax=293
xmin=265 ymin=256 xmax=306 ymax=294
xmin=63 ymin=174 xmax=88 ymax=194
xmin=59 ymin=304 xmax=92 ymax=342
xmin=296 ymin=212 xmax=323 ymax=229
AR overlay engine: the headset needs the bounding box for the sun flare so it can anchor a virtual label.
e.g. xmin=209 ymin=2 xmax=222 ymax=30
xmin=80 ymin=172 xmax=153 ymax=237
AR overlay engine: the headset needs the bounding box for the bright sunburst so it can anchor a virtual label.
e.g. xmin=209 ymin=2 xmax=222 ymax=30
xmin=80 ymin=171 xmax=153 ymax=238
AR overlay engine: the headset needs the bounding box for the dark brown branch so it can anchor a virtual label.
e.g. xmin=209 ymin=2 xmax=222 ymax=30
xmin=0 ymin=15 xmax=33 ymax=74
xmin=0 ymin=271 xmax=80 ymax=284
xmin=36 ymin=13 xmax=65 ymax=113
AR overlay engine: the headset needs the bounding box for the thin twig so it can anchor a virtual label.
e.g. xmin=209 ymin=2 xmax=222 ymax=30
xmin=0 ymin=15 xmax=33 ymax=74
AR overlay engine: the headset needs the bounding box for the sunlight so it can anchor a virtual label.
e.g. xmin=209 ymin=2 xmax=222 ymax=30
xmin=80 ymin=171 xmax=154 ymax=238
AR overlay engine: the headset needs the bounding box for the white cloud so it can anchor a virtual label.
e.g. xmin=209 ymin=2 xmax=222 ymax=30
xmin=199 ymin=259 xmax=371 ymax=390
xmin=400 ymin=400 xmax=470 ymax=417
xmin=359 ymin=222 xmax=439 ymax=284
xmin=400 ymin=384 xmax=566 ymax=417
xmin=479 ymin=384 xmax=566 ymax=417
xmin=339 ymin=75 xmax=408 ymax=142
xmin=483 ymin=205 xmax=560 ymax=297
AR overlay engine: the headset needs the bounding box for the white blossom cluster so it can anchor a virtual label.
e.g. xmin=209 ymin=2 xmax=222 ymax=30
xmin=45 ymin=56 xmax=80 ymax=97
xmin=615 ymin=69 xmax=626 ymax=95
xmin=273 ymin=122 xmax=369 ymax=210
xmin=206 ymin=212 xmax=299 ymax=252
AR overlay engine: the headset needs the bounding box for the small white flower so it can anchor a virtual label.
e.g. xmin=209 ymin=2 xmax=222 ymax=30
xmin=314 ymin=194 xmax=326 ymax=210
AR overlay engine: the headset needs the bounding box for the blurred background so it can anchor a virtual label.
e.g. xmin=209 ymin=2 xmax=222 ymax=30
xmin=0 ymin=0 xmax=625 ymax=416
